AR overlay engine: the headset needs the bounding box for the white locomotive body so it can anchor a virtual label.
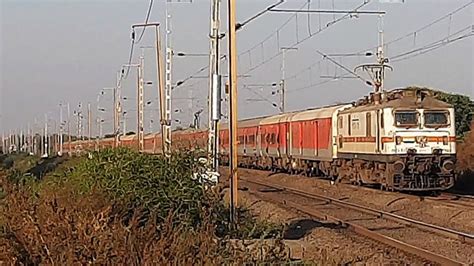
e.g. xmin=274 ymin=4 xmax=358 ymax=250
xmin=336 ymin=88 xmax=456 ymax=190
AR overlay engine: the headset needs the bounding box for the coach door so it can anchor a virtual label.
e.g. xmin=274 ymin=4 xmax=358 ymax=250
xmin=314 ymin=120 xmax=319 ymax=156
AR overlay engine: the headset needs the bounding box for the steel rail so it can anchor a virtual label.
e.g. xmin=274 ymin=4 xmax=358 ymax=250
xmin=442 ymin=192 xmax=474 ymax=201
xmin=243 ymin=178 xmax=474 ymax=245
xmin=244 ymin=181 xmax=465 ymax=266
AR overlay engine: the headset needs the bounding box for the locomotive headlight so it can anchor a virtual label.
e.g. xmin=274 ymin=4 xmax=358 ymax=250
xmin=442 ymin=160 xmax=455 ymax=172
xmin=442 ymin=136 xmax=448 ymax=145
xmin=395 ymin=136 xmax=402 ymax=145
xmin=394 ymin=160 xmax=405 ymax=173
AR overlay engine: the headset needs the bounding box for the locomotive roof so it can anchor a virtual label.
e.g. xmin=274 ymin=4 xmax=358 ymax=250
xmin=340 ymin=87 xmax=452 ymax=114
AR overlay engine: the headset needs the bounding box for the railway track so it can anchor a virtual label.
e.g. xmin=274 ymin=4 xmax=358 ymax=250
xmin=424 ymin=192 xmax=474 ymax=209
xmin=240 ymin=177 xmax=474 ymax=265
xmin=241 ymin=167 xmax=474 ymax=211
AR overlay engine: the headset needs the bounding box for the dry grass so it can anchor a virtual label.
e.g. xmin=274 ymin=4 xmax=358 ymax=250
xmin=0 ymin=151 xmax=289 ymax=264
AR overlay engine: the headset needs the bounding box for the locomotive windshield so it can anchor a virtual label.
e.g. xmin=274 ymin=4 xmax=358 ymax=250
xmin=424 ymin=111 xmax=449 ymax=127
xmin=395 ymin=111 xmax=418 ymax=127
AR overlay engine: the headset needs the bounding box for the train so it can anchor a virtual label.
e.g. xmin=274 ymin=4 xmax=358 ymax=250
xmin=66 ymin=87 xmax=457 ymax=192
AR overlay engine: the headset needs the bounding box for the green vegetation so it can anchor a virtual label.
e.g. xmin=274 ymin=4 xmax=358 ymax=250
xmin=0 ymin=150 xmax=287 ymax=264
xmin=435 ymin=90 xmax=474 ymax=137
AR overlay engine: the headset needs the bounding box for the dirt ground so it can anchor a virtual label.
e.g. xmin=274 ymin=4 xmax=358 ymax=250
xmin=237 ymin=190 xmax=425 ymax=265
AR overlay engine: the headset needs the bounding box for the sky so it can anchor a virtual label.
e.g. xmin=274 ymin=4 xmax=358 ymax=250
xmin=0 ymin=0 xmax=473 ymax=135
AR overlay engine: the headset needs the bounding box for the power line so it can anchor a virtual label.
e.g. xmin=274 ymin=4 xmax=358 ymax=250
xmin=285 ymin=59 xmax=323 ymax=81
xmin=317 ymin=50 xmax=372 ymax=85
xmin=283 ymin=1 xmax=472 ymax=97
xmin=136 ymin=0 xmax=154 ymax=43
xmin=237 ymin=0 xmax=285 ymax=30
xmin=288 ymin=78 xmax=337 ymax=94
xmin=391 ymin=26 xmax=473 ymax=62
xmin=350 ymin=0 xmax=473 ymax=56
xmin=385 ymin=0 xmax=472 ymax=48
xmin=241 ymin=0 xmax=370 ymax=77
xmin=122 ymin=0 xmax=155 ymax=79
xmin=175 ymin=1 xmax=306 ymax=89
xmin=240 ymin=1 xmax=370 ymax=104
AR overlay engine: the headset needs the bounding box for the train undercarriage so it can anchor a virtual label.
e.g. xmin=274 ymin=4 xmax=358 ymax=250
xmin=222 ymin=153 xmax=455 ymax=192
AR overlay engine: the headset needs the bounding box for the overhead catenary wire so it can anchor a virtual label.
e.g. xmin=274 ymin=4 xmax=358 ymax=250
xmin=349 ymin=0 xmax=473 ymax=56
xmin=391 ymin=26 xmax=473 ymax=62
xmin=316 ymin=50 xmax=372 ymax=85
xmin=136 ymin=0 xmax=154 ymax=43
xmin=174 ymin=0 xmax=289 ymax=89
xmin=122 ymin=0 xmax=154 ymax=79
xmin=241 ymin=0 xmax=371 ymax=77
xmin=241 ymin=0 xmax=371 ymax=105
xmin=282 ymin=2 xmax=472 ymax=96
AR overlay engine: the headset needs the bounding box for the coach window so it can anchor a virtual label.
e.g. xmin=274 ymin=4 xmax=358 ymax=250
xmin=338 ymin=116 xmax=343 ymax=129
xmin=347 ymin=114 xmax=352 ymax=136
xmin=249 ymin=134 xmax=255 ymax=144
xmin=366 ymin=112 xmax=372 ymax=137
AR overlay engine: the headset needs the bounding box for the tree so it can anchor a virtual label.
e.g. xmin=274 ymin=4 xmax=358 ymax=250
xmin=434 ymin=91 xmax=474 ymax=137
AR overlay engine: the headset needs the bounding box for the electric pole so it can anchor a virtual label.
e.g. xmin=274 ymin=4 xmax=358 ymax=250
xmin=280 ymin=47 xmax=298 ymax=113
xmin=115 ymin=71 xmax=122 ymax=147
xmin=208 ymin=0 xmax=222 ymax=173
xmin=137 ymin=53 xmax=145 ymax=152
xmin=1 ymin=133 xmax=5 ymax=154
xmin=67 ymin=103 xmax=72 ymax=156
xmin=44 ymin=114 xmax=48 ymax=157
xmin=87 ymin=102 xmax=92 ymax=148
xmin=155 ymin=24 xmax=170 ymax=157
xmin=123 ymin=112 xmax=127 ymax=136
xmin=131 ymin=22 xmax=165 ymax=154
xmin=59 ymin=104 xmax=63 ymax=156
xmin=227 ymin=0 xmax=238 ymax=224
xmin=164 ymin=6 xmax=173 ymax=158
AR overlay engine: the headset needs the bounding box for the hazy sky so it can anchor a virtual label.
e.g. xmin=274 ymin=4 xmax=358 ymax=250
xmin=1 ymin=0 xmax=473 ymax=134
